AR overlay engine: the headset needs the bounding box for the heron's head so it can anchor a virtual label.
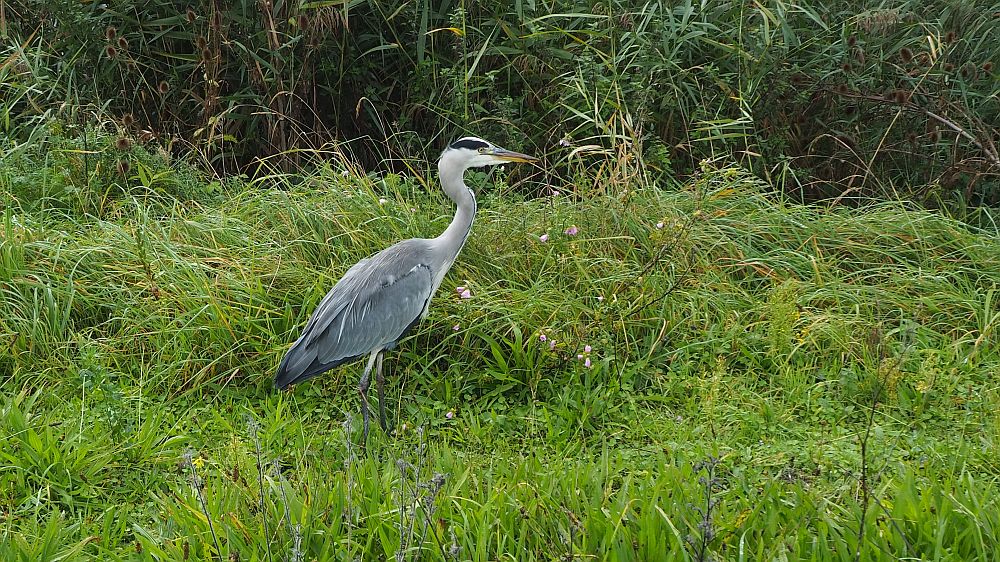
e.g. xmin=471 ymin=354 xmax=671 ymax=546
xmin=439 ymin=137 xmax=537 ymax=173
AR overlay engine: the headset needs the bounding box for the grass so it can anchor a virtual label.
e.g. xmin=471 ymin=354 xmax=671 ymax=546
xmin=2 ymin=154 xmax=1000 ymax=560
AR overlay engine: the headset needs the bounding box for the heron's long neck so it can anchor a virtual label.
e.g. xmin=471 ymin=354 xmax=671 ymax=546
xmin=435 ymin=165 xmax=476 ymax=261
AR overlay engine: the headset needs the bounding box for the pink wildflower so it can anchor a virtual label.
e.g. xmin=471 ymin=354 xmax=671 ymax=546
xmin=564 ymin=225 xmax=579 ymax=236
xmin=539 ymin=333 xmax=547 ymax=342
xmin=597 ymin=295 xmax=604 ymax=302
xmin=453 ymin=324 xmax=460 ymax=331
xmin=656 ymin=221 xmax=664 ymax=229
xmin=584 ymin=357 xmax=592 ymax=368
xmin=460 ymin=289 xmax=471 ymax=299
xmin=549 ymin=339 xmax=556 ymax=350
xmin=539 ymin=233 xmax=549 ymax=242
xmin=584 ymin=344 xmax=592 ymax=353
xmin=446 ymin=411 xmax=454 ymax=419
xmin=456 ymin=286 xmax=465 ymax=294
xmin=577 ymin=354 xmax=584 ymax=360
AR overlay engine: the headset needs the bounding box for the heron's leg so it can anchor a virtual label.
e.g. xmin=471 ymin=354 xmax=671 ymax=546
xmin=376 ymin=351 xmax=387 ymax=432
xmin=359 ymin=351 xmax=379 ymax=445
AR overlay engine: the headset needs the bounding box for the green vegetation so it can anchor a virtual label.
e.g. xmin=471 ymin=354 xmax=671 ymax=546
xmin=2 ymin=143 xmax=1000 ymax=558
xmin=3 ymin=0 xmax=1000 ymax=560
xmin=4 ymin=1 xmax=998 ymax=205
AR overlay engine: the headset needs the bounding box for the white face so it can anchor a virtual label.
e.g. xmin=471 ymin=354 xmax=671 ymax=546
xmin=440 ymin=137 xmax=537 ymax=171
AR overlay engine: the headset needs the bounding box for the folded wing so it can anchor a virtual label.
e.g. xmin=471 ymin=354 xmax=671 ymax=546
xmin=274 ymin=251 xmax=435 ymax=389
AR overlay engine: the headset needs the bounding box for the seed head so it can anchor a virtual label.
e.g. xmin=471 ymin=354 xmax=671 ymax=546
xmin=158 ymin=80 xmax=170 ymax=94
xmin=847 ymin=35 xmax=856 ymax=47
xmin=196 ymin=36 xmax=207 ymax=50
xmin=945 ymin=30 xmax=956 ymax=43
xmin=118 ymin=37 xmax=128 ymax=50
xmin=122 ymin=113 xmax=134 ymax=127
xmin=115 ymin=137 xmax=131 ymax=151
xmin=186 ymin=8 xmax=197 ymax=23
xmin=900 ymin=47 xmax=913 ymax=62
xmin=983 ymin=61 xmax=994 ymax=72
xmin=106 ymin=26 xmax=117 ymax=40
xmin=106 ymin=45 xmax=118 ymax=58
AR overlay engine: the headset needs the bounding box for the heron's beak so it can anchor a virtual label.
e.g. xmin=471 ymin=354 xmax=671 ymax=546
xmin=492 ymin=148 xmax=538 ymax=163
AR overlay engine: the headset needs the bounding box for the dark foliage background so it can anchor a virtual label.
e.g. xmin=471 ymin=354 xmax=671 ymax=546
xmin=2 ymin=0 xmax=998 ymax=209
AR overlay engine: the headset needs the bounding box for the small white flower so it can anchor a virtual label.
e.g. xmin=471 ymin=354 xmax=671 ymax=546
xmin=378 ymin=198 xmax=387 ymax=204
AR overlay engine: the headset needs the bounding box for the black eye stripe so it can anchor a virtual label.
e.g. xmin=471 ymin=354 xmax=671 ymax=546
xmin=450 ymin=138 xmax=490 ymax=151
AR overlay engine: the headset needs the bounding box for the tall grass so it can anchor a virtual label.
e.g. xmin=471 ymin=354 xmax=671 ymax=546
xmin=2 ymin=141 xmax=1000 ymax=557
xmin=3 ymin=0 xmax=997 ymax=205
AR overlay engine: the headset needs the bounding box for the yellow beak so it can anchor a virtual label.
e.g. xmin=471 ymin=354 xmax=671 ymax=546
xmin=492 ymin=148 xmax=538 ymax=163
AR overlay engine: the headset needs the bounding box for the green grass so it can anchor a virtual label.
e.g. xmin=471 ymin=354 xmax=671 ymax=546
xmin=2 ymin=157 xmax=1000 ymax=560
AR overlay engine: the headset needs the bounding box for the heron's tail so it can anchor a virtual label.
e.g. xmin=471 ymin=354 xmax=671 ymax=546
xmin=274 ymin=343 xmax=359 ymax=390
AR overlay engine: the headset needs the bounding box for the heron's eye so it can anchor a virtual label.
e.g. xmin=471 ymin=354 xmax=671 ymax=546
xmin=477 ymin=147 xmax=486 ymax=153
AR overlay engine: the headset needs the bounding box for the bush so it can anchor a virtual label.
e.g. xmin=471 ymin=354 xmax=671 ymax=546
xmin=2 ymin=0 xmax=997 ymax=208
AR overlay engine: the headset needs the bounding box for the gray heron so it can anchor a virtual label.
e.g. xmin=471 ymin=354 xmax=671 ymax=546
xmin=274 ymin=137 xmax=537 ymax=443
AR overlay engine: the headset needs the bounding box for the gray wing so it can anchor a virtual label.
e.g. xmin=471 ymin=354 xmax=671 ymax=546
xmin=274 ymin=243 xmax=436 ymax=389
